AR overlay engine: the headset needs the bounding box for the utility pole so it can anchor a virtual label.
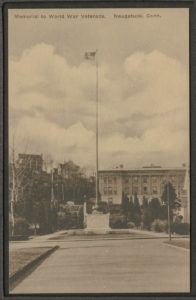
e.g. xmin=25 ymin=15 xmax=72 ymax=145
xmin=95 ymin=51 xmax=99 ymax=207
xmin=167 ymin=181 xmax=171 ymax=240
xmin=10 ymin=133 xmax=16 ymax=237
xmin=62 ymin=182 xmax=64 ymax=202
xmin=51 ymin=162 xmax=55 ymax=207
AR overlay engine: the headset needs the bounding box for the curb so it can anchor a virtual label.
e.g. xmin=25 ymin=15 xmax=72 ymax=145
xmin=9 ymin=245 xmax=59 ymax=291
xmin=49 ymin=235 xmax=189 ymax=242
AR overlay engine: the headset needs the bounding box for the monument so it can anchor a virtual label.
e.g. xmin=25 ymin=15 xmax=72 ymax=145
xmin=83 ymin=202 xmax=110 ymax=234
xmin=83 ymin=50 xmax=110 ymax=233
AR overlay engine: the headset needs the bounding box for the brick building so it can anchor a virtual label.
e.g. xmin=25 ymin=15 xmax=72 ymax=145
xmin=99 ymin=165 xmax=189 ymax=222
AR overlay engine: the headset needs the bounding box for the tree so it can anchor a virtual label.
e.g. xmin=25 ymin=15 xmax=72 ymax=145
xmin=161 ymin=182 xmax=181 ymax=222
xmin=141 ymin=197 xmax=151 ymax=229
xmin=128 ymin=194 xmax=142 ymax=227
xmin=141 ymin=197 xmax=168 ymax=230
xmin=122 ymin=192 xmax=129 ymax=220
xmin=149 ymin=198 xmax=164 ymax=221
xmin=133 ymin=194 xmax=142 ymax=227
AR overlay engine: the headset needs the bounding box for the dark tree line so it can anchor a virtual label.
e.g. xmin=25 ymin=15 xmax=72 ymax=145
xmin=9 ymin=160 xmax=95 ymax=236
xmin=121 ymin=182 xmax=182 ymax=230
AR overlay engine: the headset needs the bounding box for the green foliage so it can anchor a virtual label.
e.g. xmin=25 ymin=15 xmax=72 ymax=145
xmin=141 ymin=206 xmax=152 ymax=230
xmin=97 ymin=201 xmax=109 ymax=214
xmin=57 ymin=204 xmax=84 ymax=229
xmin=173 ymin=222 xmax=190 ymax=235
xmin=149 ymin=198 xmax=167 ymax=220
xmin=60 ymin=169 xmax=95 ymax=204
xmin=13 ymin=217 xmax=30 ymax=235
xmin=141 ymin=197 xmax=167 ymax=230
xmin=161 ymin=182 xmax=181 ymax=220
xmin=109 ymin=214 xmax=127 ymax=229
xmin=109 ymin=204 xmax=123 ymax=214
xmin=151 ymin=219 xmax=168 ymax=232
xmin=122 ymin=192 xmax=129 ymax=213
xmin=10 ymin=158 xmax=95 ymax=234
xmin=127 ymin=194 xmax=142 ymax=227
xmin=127 ymin=221 xmax=135 ymax=229
xmin=13 ymin=169 xmax=57 ymax=234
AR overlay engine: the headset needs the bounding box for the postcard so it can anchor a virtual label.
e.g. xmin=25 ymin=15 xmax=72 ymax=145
xmin=7 ymin=7 xmax=190 ymax=294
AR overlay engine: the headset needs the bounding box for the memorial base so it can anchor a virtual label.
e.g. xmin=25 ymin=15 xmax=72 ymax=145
xmin=84 ymin=212 xmax=110 ymax=234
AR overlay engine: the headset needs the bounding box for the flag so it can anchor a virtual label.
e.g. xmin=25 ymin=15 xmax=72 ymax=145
xmin=84 ymin=51 xmax=96 ymax=60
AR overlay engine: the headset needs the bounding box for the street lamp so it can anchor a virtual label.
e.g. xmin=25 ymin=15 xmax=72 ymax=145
xmin=167 ymin=181 xmax=171 ymax=241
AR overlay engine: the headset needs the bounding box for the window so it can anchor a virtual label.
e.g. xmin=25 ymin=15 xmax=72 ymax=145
xmin=124 ymin=177 xmax=129 ymax=184
xmin=104 ymin=177 xmax=107 ymax=184
xmin=108 ymin=177 xmax=112 ymax=184
xmin=143 ymin=186 xmax=148 ymax=194
xmin=104 ymin=187 xmax=107 ymax=195
xmin=113 ymin=177 xmax=117 ymax=184
xmin=152 ymin=176 xmax=157 ymax=184
xmin=132 ymin=186 xmax=138 ymax=194
xmin=133 ymin=176 xmax=138 ymax=183
xmin=162 ymin=176 xmax=167 ymax=184
xmin=113 ymin=187 xmax=117 ymax=194
xmin=108 ymin=198 xmax=113 ymax=204
xmin=124 ymin=187 xmax=129 ymax=194
xmin=143 ymin=176 xmax=147 ymax=183
xmin=152 ymin=186 xmax=158 ymax=194
xmin=108 ymin=187 xmax=112 ymax=195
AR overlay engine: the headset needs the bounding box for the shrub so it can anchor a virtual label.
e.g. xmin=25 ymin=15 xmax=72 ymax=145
xmin=173 ymin=222 xmax=190 ymax=235
xmin=57 ymin=209 xmax=84 ymax=230
xmin=14 ymin=217 xmax=30 ymax=235
xmin=127 ymin=221 xmax=135 ymax=229
xmin=110 ymin=214 xmax=127 ymax=229
xmin=97 ymin=201 xmax=109 ymax=214
xmin=151 ymin=219 xmax=168 ymax=233
xmin=109 ymin=204 xmax=123 ymax=214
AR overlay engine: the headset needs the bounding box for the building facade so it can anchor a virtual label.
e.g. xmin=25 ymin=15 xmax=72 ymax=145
xmin=58 ymin=161 xmax=81 ymax=179
xmin=17 ymin=153 xmax=43 ymax=172
xmin=99 ymin=166 xmax=189 ymax=222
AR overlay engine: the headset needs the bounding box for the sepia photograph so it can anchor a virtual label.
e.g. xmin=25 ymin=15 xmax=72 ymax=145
xmin=7 ymin=7 xmax=190 ymax=294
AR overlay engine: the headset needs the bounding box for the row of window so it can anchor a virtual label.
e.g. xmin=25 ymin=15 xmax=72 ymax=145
xmin=103 ymin=175 xmax=184 ymax=185
xmin=103 ymin=186 xmax=158 ymax=195
xmin=103 ymin=177 xmax=117 ymax=184
xmin=124 ymin=186 xmax=158 ymax=195
xmin=104 ymin=187 xmax=117 ymax=195
xmin=103 ymin=185 xmax=183 ymax=196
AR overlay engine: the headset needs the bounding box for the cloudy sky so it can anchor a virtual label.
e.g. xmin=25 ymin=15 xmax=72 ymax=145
xmin=8 ymin=8 xmax=189 ymax=170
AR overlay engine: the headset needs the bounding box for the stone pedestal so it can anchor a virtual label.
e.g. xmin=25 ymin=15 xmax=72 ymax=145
xmin=83 ymin=202 xmax=110 ymax=234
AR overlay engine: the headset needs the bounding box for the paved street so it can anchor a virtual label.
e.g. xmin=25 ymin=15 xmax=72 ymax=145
xmin=11 ymin=233 xmax=190 ymax=293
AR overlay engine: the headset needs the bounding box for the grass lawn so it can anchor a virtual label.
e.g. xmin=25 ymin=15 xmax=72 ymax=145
xmin=164 ymin=239 xmax=190 ymax=249
xmin=9 ymin=247 xmax=52 ymax=277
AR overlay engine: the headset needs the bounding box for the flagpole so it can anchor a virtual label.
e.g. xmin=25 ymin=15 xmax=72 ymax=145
xmin=84 ymin=50 xmax=99 ymax=208
xmin=95 ymin=51 xmax=99 ymax=207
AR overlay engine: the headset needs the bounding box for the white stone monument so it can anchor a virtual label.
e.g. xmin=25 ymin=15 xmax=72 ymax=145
xmin=83 ymin=202 xmax=110 ymax=234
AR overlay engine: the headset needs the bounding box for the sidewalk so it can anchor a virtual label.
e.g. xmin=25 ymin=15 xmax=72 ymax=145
xmin=129 ymin=228 xmax=189 ymax=238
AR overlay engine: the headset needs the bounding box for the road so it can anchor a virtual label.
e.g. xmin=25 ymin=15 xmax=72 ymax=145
xmin=11 ymin=235 xmax=190 ymax=293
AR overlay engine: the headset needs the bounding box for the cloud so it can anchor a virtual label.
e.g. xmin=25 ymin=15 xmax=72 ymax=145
xmin=9 ymin=43 xmax=189 ymax=169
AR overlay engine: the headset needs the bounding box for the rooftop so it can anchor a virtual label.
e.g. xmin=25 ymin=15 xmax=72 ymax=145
xmin=99 ymin=166 xmax=186 ymax=172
